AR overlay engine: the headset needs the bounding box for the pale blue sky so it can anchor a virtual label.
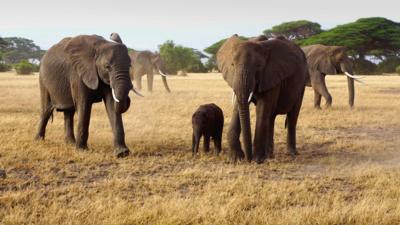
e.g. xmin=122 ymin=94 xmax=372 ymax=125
xmin=1 ymin=0 xmax=398 ymax=51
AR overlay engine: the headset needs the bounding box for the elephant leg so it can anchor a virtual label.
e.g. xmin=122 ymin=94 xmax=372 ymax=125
xmin=253 ymin=91 xmax=279 ymax=164
xmin=147 ymin=71 xmax=154 ymax=92
xmin=266 ymin=115 xmax=276 ymax=159
xmin=313 ymin=89 xmax=322 ymax=109
xmin=213 ymin=133 xmax=222 ymax=155
xmin=203 ymin=135 xmax=211 ymax=152
xmin=286 ymin=91 xmax=304 ymax=156
xmin=64 ymin=109 xmax=75 ymax=144
xmin=76 ymin=99 xmax=92 ymax=150
xmin=104 ymin=91 xmax=130 ymax=158
xmin=227 ymin=103 xmax=245 ymax=162
xmin=35 ymin=85 xmax=53 ymax=140
xmin=311 ymin=73 xmax=332 ymax=108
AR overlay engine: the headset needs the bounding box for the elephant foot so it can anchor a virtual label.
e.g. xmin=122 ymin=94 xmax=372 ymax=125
xmin=254 ymin=155 xmax=266 ymax=164
xmin=34 ymin=134 xmax=44 ymax=141
xmin=65 ymin=137 xmax=76 ymax=145
xmin=314 ymin=105 xmax=322 ymax=110
xmin=114 ymin=147 xmax=130 ymax=158
xmin=76 ymin=142 xmax=88 ymax=151
xmin=266 ymin=151 xmax=275 ymax=159
xmin=230 ymin=150 xmax=244 ymax=163
xmin=287 ymin=148 xmax=299 ymax=158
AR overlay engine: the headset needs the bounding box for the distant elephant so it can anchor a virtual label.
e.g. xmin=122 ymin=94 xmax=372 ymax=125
xmin=35 ymin=34 xmax=142 ymax=157
xmin=302 ymin=44 xmax=364 ymax=108
xmin=217 ymin=35 xmax=308 ymax=163
xmin=110 ymin=33 xmax=171 ymax=92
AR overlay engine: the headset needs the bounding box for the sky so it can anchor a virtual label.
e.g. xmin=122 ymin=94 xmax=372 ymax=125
xmin=1 ymin=0 xmax=399 ymax=51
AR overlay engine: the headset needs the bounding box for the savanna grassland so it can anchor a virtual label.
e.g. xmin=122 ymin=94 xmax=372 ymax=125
xmin=0 ymin=72 xmax=399 ymax=225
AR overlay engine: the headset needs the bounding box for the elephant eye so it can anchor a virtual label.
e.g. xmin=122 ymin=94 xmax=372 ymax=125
xmin=105 ymin=64 xmax=111 ymax=70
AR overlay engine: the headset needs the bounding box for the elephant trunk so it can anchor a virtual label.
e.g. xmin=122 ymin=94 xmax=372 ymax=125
xmin=161 ymin=75 xmax=171 ymax=92
xmin=341 ymin=63 xmax=355 ymax=107
xmin=112 ymin=71 xmax=133 ymax=114
xmin=347 ymin=76 xmax=355 ymax=107
xmin=237 ymin=101 xmax=252 ymax=162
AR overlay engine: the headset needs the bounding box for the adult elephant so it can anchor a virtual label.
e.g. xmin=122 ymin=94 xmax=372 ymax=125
xmin=35 ymin=35 xmax=142 ymax=157
xmin=217 ymin=35 xmax=308 ymax=163
xmin=110 ymin=33 xmax=171 ymax=92
xmin=302 ymin=44 xmax=364 ymax=108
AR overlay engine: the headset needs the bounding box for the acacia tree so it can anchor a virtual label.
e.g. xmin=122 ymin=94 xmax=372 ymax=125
xmin=263 ymin=20 xmax=322 ymax=40
xmin=1 ymin=37 xmax=44 ymax=64
xmin=299 ymin=17 xmax=400 ymax=59
xmin=158 ymin=40 xmax=206 ymax=74
xmin=299 ymin=17 xmax=400 ymax=73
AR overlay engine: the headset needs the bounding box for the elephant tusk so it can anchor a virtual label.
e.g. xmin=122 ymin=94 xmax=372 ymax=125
xmin=131 ymin=87 xmax=144 ymax=97
xmin=345 ymin=72 xmax=364 ymax=79
xmin=112 ymin=88 xmax=120 ymax=102
xmin=158 ymin=69 xmax=168 ymax=77
xmin=231 ymin=92 xmax=236 ymax=105
xmin=248 ymin=92 xmax=253 ymax=103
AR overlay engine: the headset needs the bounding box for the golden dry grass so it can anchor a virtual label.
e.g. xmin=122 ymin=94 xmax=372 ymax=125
xmin=0 ymin=72 xmax=400 ymax=225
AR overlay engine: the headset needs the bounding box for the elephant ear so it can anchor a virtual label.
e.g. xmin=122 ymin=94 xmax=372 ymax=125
xmin=217 ymin=35 xmax=243 ymax=88
xmin=256 ymin=39 xmax=299 ymax=92
xmin=65 ymin=35 xmax=105 ymax=90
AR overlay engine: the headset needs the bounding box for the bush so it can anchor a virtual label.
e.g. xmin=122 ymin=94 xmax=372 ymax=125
xmin=14 ymin=60 xmax=35 ymax=75
xmin=0 ymin=63 xmax=12 ymax=72
xmin=376 ymin=57 xmax=400 ymax=73
xmin=353 ymin=58 xmax=379 ymax=75
xmin=396 ymin=65 xmax=400 ymax=75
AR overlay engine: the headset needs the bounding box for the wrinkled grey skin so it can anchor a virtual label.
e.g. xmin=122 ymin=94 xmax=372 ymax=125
xmin=35 ymin=35 xmax=133 ymax=157
xmin=302 ymin=44 xmax=355 ymax=108
xmin=110 ymin=33 xmax=171 ymax=92
xmin=192 ymin=103 xmax=224 ymax=156
xmin=217 ymin=35 xmax=307 ymax=163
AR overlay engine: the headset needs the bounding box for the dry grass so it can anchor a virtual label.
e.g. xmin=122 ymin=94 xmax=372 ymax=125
xmin=0 ymin=72 xmax=400 ymax=225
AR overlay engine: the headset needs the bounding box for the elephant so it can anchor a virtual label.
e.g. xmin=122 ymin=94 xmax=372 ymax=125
xmin=217 ymin=35 xmax=308 ymax=163
xmin=35 ymin=34 xmax=142 ymax=157
xmin=301 ymin=44 xmax=364 ymax=108
xmin=191 ymin=103 xmax=224 ymax=156
xmin=110 ymin=33 xmax=171 ymax=92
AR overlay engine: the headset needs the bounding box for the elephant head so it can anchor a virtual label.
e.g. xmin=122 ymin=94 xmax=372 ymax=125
xmin=217 ymin=35 xmax=296 ymax=161
xmin=65 ymin=35 xmax=140 ymax=113
xmin=303 ymin=44 xmax=363 ymax=107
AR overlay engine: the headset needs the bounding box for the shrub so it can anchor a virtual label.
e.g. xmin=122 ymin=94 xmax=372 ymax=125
xmin=376 ymin=57 xmax=400 ymax=73
xmin=396 ymin=65 xmax=400 ymax=75
xmin=0 ymin=63 xmax=12 ymax=72
xmin=353 ymin=58 xmax=379 ymax=75
xmin=14 ymin=60 xmax=35 ymax=75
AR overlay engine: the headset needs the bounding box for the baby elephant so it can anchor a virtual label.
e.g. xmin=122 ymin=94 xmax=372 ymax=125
xmin=192 ymin=103 xmax=224 ymax=155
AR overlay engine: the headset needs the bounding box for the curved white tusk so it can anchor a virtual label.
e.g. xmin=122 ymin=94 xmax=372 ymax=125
xmin=248 ymin=92 xmax=253 ymax=103
xmin=131 ymin=87 xmax=144 ymax=97
xmin=345 ymin=72 xmax=364 ymax=79
xmin=111 ymin=88 xmax=120 ymax=102
xmin=158 ymin=69 xmax=168 ymax=77
xmin=231 ymin=92 xmax=236 ymax=105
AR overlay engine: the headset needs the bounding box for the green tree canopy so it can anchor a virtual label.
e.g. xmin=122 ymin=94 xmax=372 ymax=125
xmin=1 ymin=37 xmax=44 ymax=64
xmin=158 ymin=40 xmax=206 ymax=74
xmin=263 ymin=20 xmax=322 ymax=40
xmin=299 ymin=17 xmax=400 ymax=59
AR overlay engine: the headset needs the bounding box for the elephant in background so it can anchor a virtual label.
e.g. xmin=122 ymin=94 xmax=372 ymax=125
xmin=36 ymin=34 xmax=142 ymax=157
xmin=110 ymin=33 xmax=171 ymax=92
xmin=217 ymin=35 xmax=307 ymax=163
xmin=302 ymin=44 xmax=364 ymax=108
